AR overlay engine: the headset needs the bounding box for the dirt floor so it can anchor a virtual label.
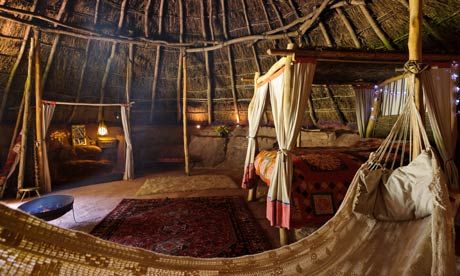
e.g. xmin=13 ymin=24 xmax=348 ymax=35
xmin=2 ymin=167 xmax=286 ymax=249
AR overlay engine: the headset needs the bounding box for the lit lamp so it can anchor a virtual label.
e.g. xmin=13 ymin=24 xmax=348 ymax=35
xmin=97 ymin=120 xmax=108 ymax=136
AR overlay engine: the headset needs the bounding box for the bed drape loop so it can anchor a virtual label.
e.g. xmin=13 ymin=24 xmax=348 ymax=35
xmin=242 ymin=81 xmax=269 ymax=189
xmin=266 ymin=59 xmax=316 ymax=229
xmin=404 ymin=60 xmax=429 ymax=74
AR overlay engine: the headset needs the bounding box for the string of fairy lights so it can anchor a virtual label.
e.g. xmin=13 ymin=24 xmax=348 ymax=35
xmin=370 ymin=61 xmax=460 ymax=115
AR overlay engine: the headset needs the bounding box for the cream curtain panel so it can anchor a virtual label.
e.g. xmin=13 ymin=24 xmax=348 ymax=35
xmin=242 ymin=82 xmax=269 ymax=189
xmin=422 ymin=67 xmax=458 ymax=190
xmin=41 ymin=102 xmax=55 ymax=193
xmin=353 ymin=86 xmax=373 ymax=137
xmin=267 ymin=58 xmax=316 ymax=229
xmin=121 ymin=105 xmax=134 ymax=180
xmin=380 ymin=77 xmax=409 ymax=116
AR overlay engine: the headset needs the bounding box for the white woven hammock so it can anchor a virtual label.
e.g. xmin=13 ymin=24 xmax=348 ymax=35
xmin=0 ymin=75 xmax=455 ymax=275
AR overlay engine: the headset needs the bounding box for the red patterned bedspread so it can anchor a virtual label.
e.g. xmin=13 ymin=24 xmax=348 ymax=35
xmin=255 ymin=147 xmax=374 ymax=228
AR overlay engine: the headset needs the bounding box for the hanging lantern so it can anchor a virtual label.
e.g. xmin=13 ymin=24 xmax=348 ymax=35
xmin=97 ymin=120 xmax=108 ymax=136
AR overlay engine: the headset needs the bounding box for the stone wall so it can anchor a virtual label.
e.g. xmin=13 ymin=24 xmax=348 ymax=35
xmin=0 ymin=124 xmax=361 ymax=175
xmin=188 ymin=126 xmax=361 ymax=169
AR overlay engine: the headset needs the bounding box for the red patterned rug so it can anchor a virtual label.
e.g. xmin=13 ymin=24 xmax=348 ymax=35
xmin=90 ymin=196 xmax=271 ymax=258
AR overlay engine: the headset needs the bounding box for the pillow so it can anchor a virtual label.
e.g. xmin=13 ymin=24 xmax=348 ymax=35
xmin=354 ymin=150 xmax=433 ymax=221
xmin=74 ymin=145 xmax=102 ymax=160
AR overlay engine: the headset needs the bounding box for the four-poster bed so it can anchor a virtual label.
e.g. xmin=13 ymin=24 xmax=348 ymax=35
xmin=242 ymin=53 xmax=458 ymax=244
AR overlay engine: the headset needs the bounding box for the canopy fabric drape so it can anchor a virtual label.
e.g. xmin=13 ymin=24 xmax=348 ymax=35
xmin=0 ymin=71 xmax=455 ymax=275
xmin=353 ymin=86 xmax=374 ymax=137
xmin=267 ymin=58 xmax=316 ymax=229
xmin=40 ymin=101 xmax=134 ymax=191
xmin=41 ymin=102 xmax=55 ymax=193
xmin=421 ymin=67 xmax=458 ymax=190
xmin=380 ymin=77 xmax=409 ymax=116
xmin=121 ymin=105 xmax=134 ymax=180
xmin=242 ymin=81 xmax=269 ymax=189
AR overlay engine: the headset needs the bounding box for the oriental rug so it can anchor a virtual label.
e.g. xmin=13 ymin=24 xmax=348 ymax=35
xmin=90 ymin=196 xmax=271 ymax=258
xmin=135 ymin=174 xmax=237 ymax=196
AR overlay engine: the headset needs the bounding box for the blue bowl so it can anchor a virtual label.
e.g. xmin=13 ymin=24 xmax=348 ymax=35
xmin=18 ymin=195 xmax=74 ymax=221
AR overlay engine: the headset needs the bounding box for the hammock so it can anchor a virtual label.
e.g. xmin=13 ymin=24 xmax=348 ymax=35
xmin=0 ymin=78 xmax=455 ymax=275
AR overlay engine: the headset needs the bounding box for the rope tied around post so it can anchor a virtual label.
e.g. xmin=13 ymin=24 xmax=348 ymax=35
xmin=404 ymin=60 xmax=429 ymax=74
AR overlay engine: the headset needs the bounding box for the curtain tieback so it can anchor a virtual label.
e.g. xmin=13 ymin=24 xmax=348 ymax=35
xmin=278 ymin=149 xmax=291 ymax=157
xmin=246 ymin=136 xmax=256 ymax=139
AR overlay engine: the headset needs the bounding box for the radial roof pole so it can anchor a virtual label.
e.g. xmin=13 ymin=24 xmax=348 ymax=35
xmin=17 ymin=37 xmax=34 ymax=198
xmin=408 ymin=0 xmax=423 ymax=158
xmin=182 ymin=54 xmax=190 ymax=176
xmin=33 ymin=29 xmax=46 ymax=193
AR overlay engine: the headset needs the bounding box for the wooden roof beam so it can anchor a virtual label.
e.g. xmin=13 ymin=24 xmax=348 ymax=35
xmin=221 ymin=0 xmax=240 ymax=124
xmin=336 ymin=7 xmax=361 ymax=48
xmin=358 ymin=4 xmax=395 ymax=50
xmin=241 ymin=0 xmax=261 ymax=73
xmin=200 ymin=0 xmax=213 ymax=124
xmin=98 ymin=0 xmax=128 ymax=121
xmin=0 ymin=0 xmax=38 ymax=123
xmin=41 ymin=0 xmax=70 ymax=92
xmin=149 ymin=0 xmax=165 ymax=123
xmin=267 ymin=48 xmax=460 ymax=63
xmin=175 ymin=0 xmax=184 ymax=123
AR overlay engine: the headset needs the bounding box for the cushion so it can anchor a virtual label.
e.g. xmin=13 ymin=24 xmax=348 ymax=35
xmin=354 ymin=150 xmax=433 ymax=221
xmin=74 ymin=145 xmax=102 ymax=160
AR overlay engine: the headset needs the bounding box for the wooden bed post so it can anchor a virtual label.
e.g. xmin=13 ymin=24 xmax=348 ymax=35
xmin=408 ymin=0 xmax=423 ymax=157
xmin=182 ymin=54 xmax=190 ymax=176
xmin=365 ymin=93 xmax=382 ymax=138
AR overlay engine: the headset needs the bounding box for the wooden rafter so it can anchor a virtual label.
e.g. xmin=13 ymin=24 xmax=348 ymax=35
xmin=68 ymin=40 xmax=91 ymax=123
xmin=221 ymin=0 xmax=240 ymax=124
xmin=200 ymin=0 xmax=213 ymax=124
xmin=336 ymin=7 xmax=361 ymax=48
xmin=0 ymin=0 xmax=38 ymax=123
xmin=176 ymin=0 xmax=184 ymax=123
xmin=268 ymin=0 xmax=293 ymax=44
xmin=241 ymin=0 xmax=261 ymax=73
xmin=325 ymin=85 xmax=347 ymax=125
xmin=319 ymin=21 xmax=333 ymax=47
xmin=144 ymin=0 xmax=152 ymax=37
xmin=267 ymin=48 xmax=460 ymax=63
xmin=149 ymin=0 xmax=165 ymax=123
xmin=98 ymin=0 xmax=128 ymax=121
xmin=358 ymin=4 xmax=395 ymax=50
xmin=0 ymin=2 xmax=333 ymax=53
xmin=41 ymin=0 xmax=69 ymax=92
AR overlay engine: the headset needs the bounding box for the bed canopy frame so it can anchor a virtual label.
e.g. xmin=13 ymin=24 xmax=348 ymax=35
xmin=242 ymin=47 xmax=458 ymax=244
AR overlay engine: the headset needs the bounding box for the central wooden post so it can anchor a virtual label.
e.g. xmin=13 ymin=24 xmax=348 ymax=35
xmin=182 ymin=54 xmax=190 ymax=176
xmin=34 ymin=29 xmax=46 ymax=192
xmin=408 ymin=0 xmax=423 ymax=157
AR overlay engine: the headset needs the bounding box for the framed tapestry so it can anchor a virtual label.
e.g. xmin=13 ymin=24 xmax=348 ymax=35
xmin=71 ymin=125 xmax=87 ymax=146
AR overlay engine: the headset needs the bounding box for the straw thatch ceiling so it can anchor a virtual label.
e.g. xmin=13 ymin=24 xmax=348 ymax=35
xmin=0 ymin=0 xmax=459 ymax=124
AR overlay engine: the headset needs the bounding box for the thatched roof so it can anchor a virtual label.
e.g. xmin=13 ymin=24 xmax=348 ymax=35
xmin=0 ymin=0 xmax=459 ymax=124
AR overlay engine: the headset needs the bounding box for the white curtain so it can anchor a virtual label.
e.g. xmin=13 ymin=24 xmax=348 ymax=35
xmin=242 ymin=82 xmax=269 ymax=189
xmin=380 ymin=77 xmax=409 ymax=116
xmin=121 ymin=105 xmax=134 ymax=180
xmin=267 ymin=59 xmax=316 ymax=229
xmin=422 ymin=67 xmax=458 ymax=190
xmin=354 ymin=86 xmax=373 ymax=137
xmin=42 ymin=103 xmax=55 ymax=193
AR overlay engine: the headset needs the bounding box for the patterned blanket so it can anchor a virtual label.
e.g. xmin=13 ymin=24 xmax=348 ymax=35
xmin=255 ymin=147 xmax=373 ymax=227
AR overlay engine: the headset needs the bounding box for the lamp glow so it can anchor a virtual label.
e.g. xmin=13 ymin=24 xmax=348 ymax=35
xmin=98 ymin=121 xmax=108 ymax=136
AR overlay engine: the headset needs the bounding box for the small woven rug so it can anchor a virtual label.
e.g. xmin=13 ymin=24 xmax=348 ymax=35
xmin=90 ymin=196 xmax=271 ymax=257
xmin=135 ymin=174 xmax=238 ymax=196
